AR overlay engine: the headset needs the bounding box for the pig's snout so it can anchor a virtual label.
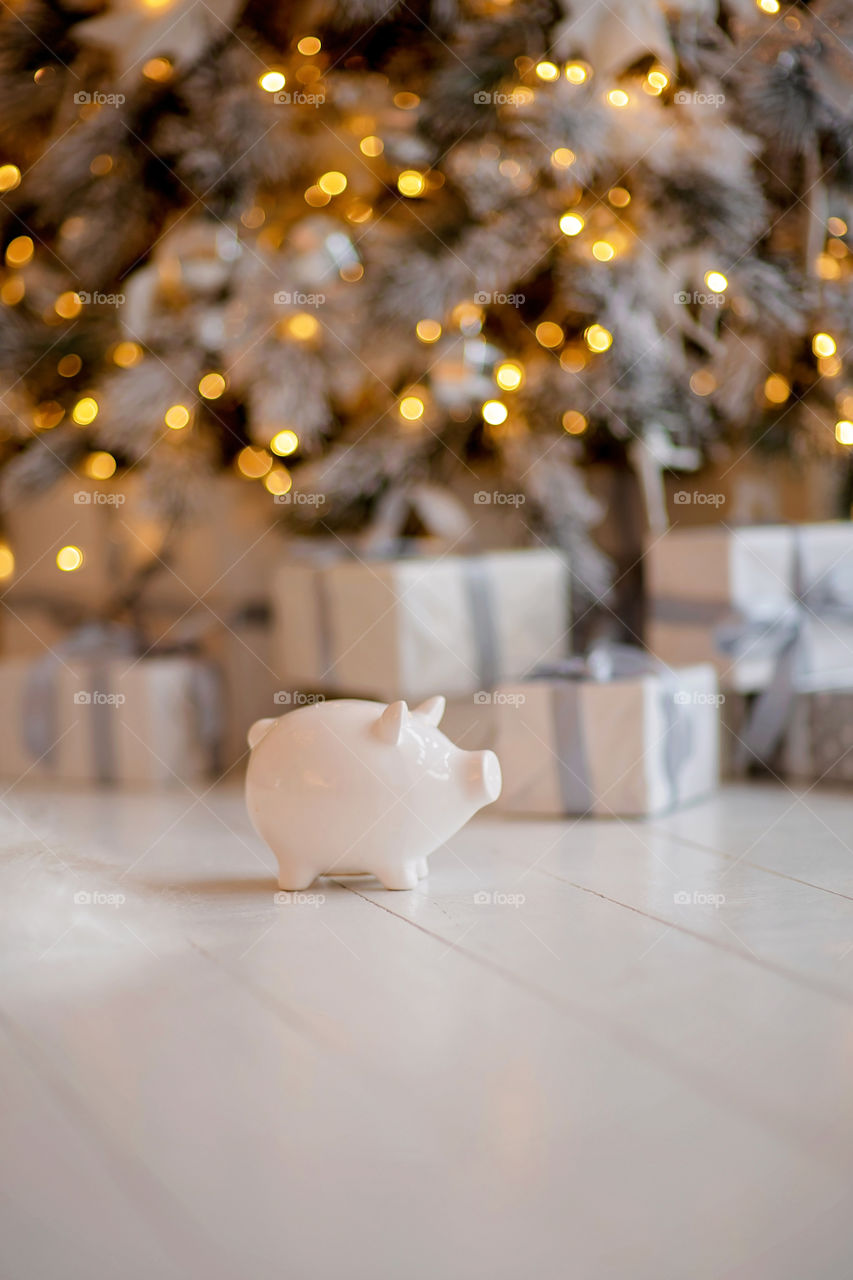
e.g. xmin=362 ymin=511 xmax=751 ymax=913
xmin=466 ymin=749 xmax=502 ymax=805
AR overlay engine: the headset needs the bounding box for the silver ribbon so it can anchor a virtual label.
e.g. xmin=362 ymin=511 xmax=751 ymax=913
xmin=716 ymin=536 xmax=853 ymax=770
xmin=532 ymin=645 xmax=694 ymax=811
xmin=462 ymin=558 xmax=500 ymax=691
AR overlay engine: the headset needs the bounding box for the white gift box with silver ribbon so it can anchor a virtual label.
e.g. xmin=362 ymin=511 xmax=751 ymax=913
xmin=646 ymin=523 xmax=853 ymax=693
xmin=273 ymin=547 xmax=570 ymax=703
xmin=494 ymin=651 xmax=720 ymax=818
xmin=0 ymin=625 xmax=223 ymax=785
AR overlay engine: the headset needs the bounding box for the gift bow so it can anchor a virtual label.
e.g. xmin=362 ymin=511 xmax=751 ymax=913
xmin=530 ymin=645 xmax=695 ymax=813
xmin=24 ymin=622 xmax=223 ymax=784
xmin=713 ymin=538 xmax=853 ymax=770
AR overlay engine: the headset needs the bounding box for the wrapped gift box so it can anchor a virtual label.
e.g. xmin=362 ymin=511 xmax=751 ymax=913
xmin=273 ymin=546 xmax=570 ymax=703
xmin=3 ymin=474 xmax=281 ymax=615
xmin=646 ymin=523 xmax=853 ymax=692
xmin=781 ymin=682 xmax=853 ymax=783
xmin=0 ymin=648 xmax=222 ymax=785
xmin=494 ymin=660 xmax=720 ymax=817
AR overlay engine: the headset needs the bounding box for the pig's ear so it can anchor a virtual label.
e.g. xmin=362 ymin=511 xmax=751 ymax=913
xmin=414 ymin=695 xmax=446 ymax=726
xmin=247 ymin=718 xmax=276 ymax=750
xmin=374 ymin=700 xmax=408 ymax=745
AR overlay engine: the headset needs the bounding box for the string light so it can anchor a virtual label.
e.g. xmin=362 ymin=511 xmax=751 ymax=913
xmin=482 ymin=400 xmax=508 ymax=425
xmin=397 ymin=170 xmax=426 ymax=197
xmin=360 ymin=136 xmax=384 ymax=157
xmin=592 ymin=240 xmax=615 ymax=261
xmin=535 ymin=61 xmax=560 ymax=81
xmin=304 ymin=185 xmax=330 ymax=207
xmin=259 ymin=71 xmax=286 ymax=92
xmin=1 ymin=278 xmax=24 ymax=305
xmin=584 ymin=324 xmax=612 ymax=352
xmin=551 ymin=148 xmax=575 ymax=168
xmin=297 ymin=36 xmax=321 ymax=55
xmin=198 ymin=372 xmax=226 ymax=399
xmin=559 ymin=211 xmax=584 ymax=236
xmin=565 ymin=63 xmax=588 ymax=84
xmin=57 ymin=354 xmax=82 ymax=377
xmin=416 ymin=319 xmax=442 ymax=343
xmin=536 ymin=321 xmax=563 ymax=348
xmin=237 ymin=446 xmax=272 ymax=478
xmin=495 ymin=361 xmax=524 ymax=391
xmin=265 ymin=467 xmax=292 ymax=496
xmin=0 ymin=164 xmax=21 ymax=193
xmin=690 ymin=369 xmax=716 ymax=395
xmin=318 ymin=171 xmax=347 ymax=195
xmin=346 ymin=200 xmax=373 ymax=224
xmin=56 ymin=545 xmax=83 ymax=572
xmin=399 ymin=395 xmax=424 ymax=420
xmin=393 ymin=91 xmax=420 ymax=110
xmin=33 ymin=402 xmax=64 ymax=430
xmin=608 ymin=187 xmax=630 ymax=207
xmin=54 ymin=291 xmax=82 ymax=319
xmin=607 ymin=89 xmax=629 ymax=108
xmin=828 ymin=217 xmax=848 ymax=236
xmin=72 ymin=396 xmax=98 ymax=425
xmin=562 ymin=410 xmax=587 ymax=434
xmin=89 ymin=154 xmax=113 ymax=177
xmin=764 ymin=373 xmax=790 ymax=404
xmin=340 ymin=262 xmax=363 ymax=282
xmin=819 ymin=355 xmax=842 ymax=377
xmin=757 ymin=0 xmax=779 ymax=12
xmin=270 ymin=428 xmax=299 ymax=456
xmin=644 ymin=68 xmax=669 ymax=95
xmin=813 ymin=332 xmax=837 ymax=358
xmin=0 ymin=544 xmax=14 ymax=579
xmin=112 ymin=341 xmax=142 ymax=367
xmin=83 ymin=451 xmax=116 ymax=479
xmin=836 ymin=420 xmax=853 ymax=445
xmin=704 ymin=270 xmax=728 ymax=292
xmin=5 ymin=235 xmax=33 ymax=266
xmin=287 ymin=313 xmax=319 ymax=340
xmin=164 ymin=404 xmax=190 ymax=429
xmin=143 ymin=58 xmax=172 ymax=81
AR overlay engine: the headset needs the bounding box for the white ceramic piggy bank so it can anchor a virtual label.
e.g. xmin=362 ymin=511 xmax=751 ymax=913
xmin=245 ymin=696 xmax=502 ymax=890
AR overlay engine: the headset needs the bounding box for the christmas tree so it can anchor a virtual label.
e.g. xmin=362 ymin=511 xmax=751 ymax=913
xmin=1 ymin=0 xmax=852 ymax=606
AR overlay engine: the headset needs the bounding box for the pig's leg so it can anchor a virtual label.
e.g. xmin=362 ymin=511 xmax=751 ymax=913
xmin=372 ymin=857 xmax=419 ymax=890
xmin=276 ymin=861 xmax=318 ymax=891
xmin=416 ymin=858 xmax=429 ymax=879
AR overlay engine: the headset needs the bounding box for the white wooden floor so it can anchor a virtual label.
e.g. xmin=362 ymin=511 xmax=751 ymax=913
xmin=2 ymin=780 xmax=853 ymax=1279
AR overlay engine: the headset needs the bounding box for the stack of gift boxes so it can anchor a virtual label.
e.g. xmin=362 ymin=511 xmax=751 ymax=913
xmin=12 ymin=470 xmax=842 ymax=810
xmin=0 ymin=475 xmax=282 ymax=786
